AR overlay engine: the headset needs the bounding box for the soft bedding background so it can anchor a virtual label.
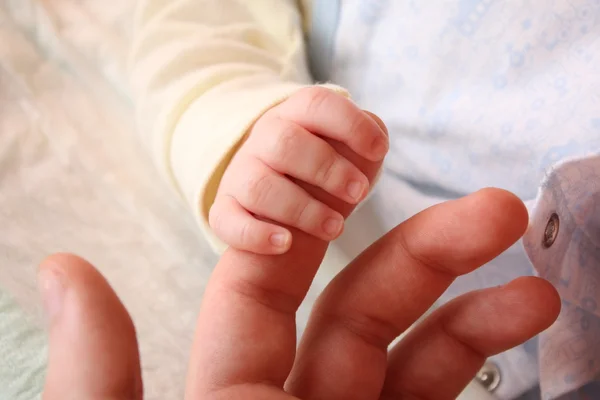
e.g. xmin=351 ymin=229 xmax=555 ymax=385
xmin=0 ymin=1 xmax=212 ymax=398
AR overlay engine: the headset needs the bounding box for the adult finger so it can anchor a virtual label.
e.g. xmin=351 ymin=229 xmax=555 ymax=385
xmin=381 ymin=277 xmax=560 ymax=400
xmin=286 ymin=188 xmax=529 ymax=400
xmin=40 ymin=254 xmax=142 ymax=400
xmin=273 ymin=87 xmax=388 ymax=162
xmin=186 ymin=123 xmax=382 ymax=398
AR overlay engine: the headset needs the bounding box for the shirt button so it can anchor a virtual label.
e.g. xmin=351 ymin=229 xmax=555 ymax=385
xmin=476 ymin=361 xmax=501 ymax=392
xmin=542 ymin=212 xmax=559 ymax=248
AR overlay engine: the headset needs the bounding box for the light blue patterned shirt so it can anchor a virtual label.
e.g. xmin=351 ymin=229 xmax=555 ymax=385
xmin=308 ymin=1 xmax=600 ymax=399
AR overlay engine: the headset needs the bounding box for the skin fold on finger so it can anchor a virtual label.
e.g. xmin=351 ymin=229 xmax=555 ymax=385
xmin=363 ymin=110 xmax=389 ymax=136
xmin=285 ymin=188 xmax=529 ymax=400
xmin=209 ymin=194 xmax=292 ymax=254
xmin=186 ymin=137 xmax=382 ymax=397
xmin=221 ymin=156 xmax=346 ymax=242
xmin=294 ymin=137 xmax=382 ymax=217
xmin=273 ymin=87 xmax=389 ymax=162
xmin=381 ymin=277 xmax=560 ymax=400
xmin=40 ymin=254 xmax=142 ymax=400
xmin=247 ymin=117 xmax=370 ymax=205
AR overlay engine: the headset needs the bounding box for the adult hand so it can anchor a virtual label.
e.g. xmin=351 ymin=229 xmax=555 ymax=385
xmin=39 ymin=189 xmax=560 ymax=400
xmin=40 ymin=135 xmax=560 ymax=399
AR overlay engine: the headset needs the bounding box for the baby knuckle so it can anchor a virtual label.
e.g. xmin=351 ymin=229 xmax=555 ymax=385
xmin=364 ymin=111 xmax=388 ymax=134
xmin=289 ymin=197 xmax=311 ymax=226
xmin=301 ymin=86 xmax=333 ymax=116
xmin=245 ymin=174 xmax=273 ymax=206
xmin=270 ymin=122 xmax=299 ymax=163
xmin=237 ymin=219 xmax=254 ymax=247
xmin=348 ymin=112 xmax=372 ymax=142
xmin=314 ymin=150 xmax=337 ymax=186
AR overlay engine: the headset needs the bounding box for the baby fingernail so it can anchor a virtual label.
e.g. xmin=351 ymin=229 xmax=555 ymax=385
xmin=38 ymin=266 xmax=65 ymax=324
xmin=270 ymin=232 xmax=290 ymax=248
xmin=347 ymin=180 xmax=366 ymax=201
xmin=323 ymin=217 xmax=343 ymax=237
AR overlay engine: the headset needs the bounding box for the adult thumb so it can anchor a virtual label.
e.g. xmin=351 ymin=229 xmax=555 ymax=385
xmin=39 ymin=254 xmax=143 ymax=400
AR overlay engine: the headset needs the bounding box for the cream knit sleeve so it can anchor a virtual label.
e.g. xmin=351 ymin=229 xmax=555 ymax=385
xmin=128 ymin=0 xmax=347 ymax=251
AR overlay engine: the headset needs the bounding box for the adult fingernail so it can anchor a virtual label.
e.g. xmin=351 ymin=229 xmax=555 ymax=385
xmin=270 ymin=232 xmax=291 ymax=248
xmin=371 ymin=136 xmax=388 ymax=160
xmin=323 ymin=217 xmax=343 ymax=237
xmin=346 ymin=180 xmax=366 ymax=202
xmin=38 ymin=266 xmax=65 ymax=324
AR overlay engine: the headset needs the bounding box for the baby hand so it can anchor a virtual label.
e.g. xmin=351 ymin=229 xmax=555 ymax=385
xmin=209 ymin=87 xmax=388 ymax=254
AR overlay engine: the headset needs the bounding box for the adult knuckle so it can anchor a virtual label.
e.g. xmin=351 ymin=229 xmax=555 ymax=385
xmin=348 ymin=112 xmax=372 ymax=142
xmin=327 ymin=310 xmax=400 ymax=349
xmin=227 ymin=277 xmax=301 ymax=315
xmin=396 ymin=228 xmax=454 ymax=277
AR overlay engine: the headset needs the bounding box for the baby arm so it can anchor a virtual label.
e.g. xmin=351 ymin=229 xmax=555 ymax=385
xmin=129 ymin=0 xmax=387 ymax=253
